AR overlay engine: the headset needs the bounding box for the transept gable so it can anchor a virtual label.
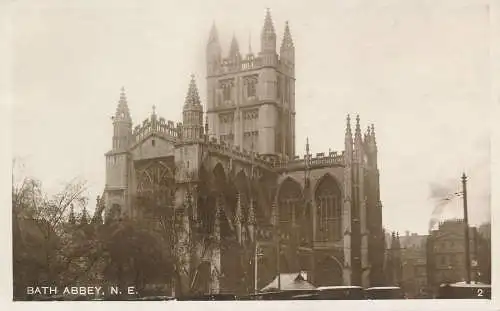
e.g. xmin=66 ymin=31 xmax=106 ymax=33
xmin=129 ymin=133 xmax=175 ymax=160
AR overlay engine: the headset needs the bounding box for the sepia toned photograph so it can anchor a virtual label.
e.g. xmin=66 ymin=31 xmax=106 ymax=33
xmin=9 ymin=0 xmax=493 ymax=304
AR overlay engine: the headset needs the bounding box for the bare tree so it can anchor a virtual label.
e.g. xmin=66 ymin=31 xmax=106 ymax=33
xmin=12 ymin=160 xmax=90 ymax=299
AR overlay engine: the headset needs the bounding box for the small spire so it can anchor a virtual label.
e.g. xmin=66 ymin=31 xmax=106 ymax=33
xmin=248 ymin=31 xmax=253 ymax=54
xmin=354 ymin=114 xmax=362 ymax=139
xmin=371 ymin=124 xmax=377 ymax=145
xmin=205 ymin=115 xmax=209 ymax=134
xmin=262 ymin=8 xmax=275 ymax=34
xmin=152 ymin=105 xmax=156 ymax=116
xmin=345 ymin=114 xmax=352 ymax=135
xmin=184 ymin=74 xmax=201 ymax=107
xmin=229 ymin=34 xmax=240 ymax=58
xmin=281 ymin=21 xmax=294 ymax=49
xmin=119 ymin=87 xmax=127 ymax=104
xmin=306 ymin=137 xmax=310 ymax=154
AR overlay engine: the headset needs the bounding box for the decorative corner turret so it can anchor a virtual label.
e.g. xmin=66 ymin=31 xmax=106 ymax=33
xmin=182 ymin=75 xmax=204 ymax=141
xmin=111 ymin=87 xmax=133 ymax=150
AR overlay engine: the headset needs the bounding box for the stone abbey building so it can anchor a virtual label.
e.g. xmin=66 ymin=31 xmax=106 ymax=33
xmin=98 ymin=10 xmax=385 ymax=294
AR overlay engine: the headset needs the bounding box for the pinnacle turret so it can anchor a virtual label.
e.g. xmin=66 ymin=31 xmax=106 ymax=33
xmin=114 ymin=87 xmax=132 ymax=123
xmin=354 ymin=115 xmax=362 ymax=140
xmin=353 ymin=114 xmax=364 ymax=162
xmin=261 ymin=8 xmax=277 ymax=53
xmin=208 ymin=21 xmax=219 ymax=45
xmin=228 ymin=35 xmax=241 ymax=59
xmin=345 ymin=114 xmax=352 ymax=136
xmin=344 ymin=114 xmax=353 ymax=161
xmin=247 ymin=32 xmax=253 ymax=55
xmin=206 ymin=22 xmax=222 ymax=75
xmin=184 ymin=74 xmax=202 ymax=108
xmin=281 ymin=21 xmax=294 ymax=50
xmin=182 ymin=75 xmax=203 ymax=140
xmin=262 ymin=8 xmax=275 ymax=35
xmin=371 ymin=124 xmax=377 ymax=146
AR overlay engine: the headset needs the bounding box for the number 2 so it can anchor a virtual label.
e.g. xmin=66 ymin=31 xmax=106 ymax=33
xmin=477 ymin=289 xmax=484 ymax=297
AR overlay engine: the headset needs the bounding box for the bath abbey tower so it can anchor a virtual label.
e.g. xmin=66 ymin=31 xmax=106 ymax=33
xmin=99 ymin=9 xmax=385 ymax=294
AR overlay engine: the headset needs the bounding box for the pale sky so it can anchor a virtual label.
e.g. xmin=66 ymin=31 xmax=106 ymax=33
xmin=9 ymin=0 xmax=493 ymax=234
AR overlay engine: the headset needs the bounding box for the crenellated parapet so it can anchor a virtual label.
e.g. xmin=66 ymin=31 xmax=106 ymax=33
xmin=272 ymin=150 xmax=345 ymax=172
xmin=203 ymin=137 xmax=345 ymax=174
xmin=132 ymin=114 xmax=181 ymax=144
xmin=215 ymin=53 xmax=291 ymax=75
xmin=205 ymin=137 xmax=275 ymax=169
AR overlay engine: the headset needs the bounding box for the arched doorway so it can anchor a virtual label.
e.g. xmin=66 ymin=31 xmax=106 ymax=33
xmin=315 ymin=255 xmax=344 ymax=286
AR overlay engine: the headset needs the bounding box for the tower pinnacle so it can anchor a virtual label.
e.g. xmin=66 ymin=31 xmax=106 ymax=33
xmin=208 ymin=21 xmax=219 ymax=45
xmin=229 ymin=34 xmax=241 ymax=58
xmin=248 ymin=31 xmax=253 ymax=54
xmin=262 ymin=8 xmax=275 ymax=34
xmin=281 ymin=21 xmax=294 ymax=49
xmin=261 ymin=8 xmax=277 ymax=54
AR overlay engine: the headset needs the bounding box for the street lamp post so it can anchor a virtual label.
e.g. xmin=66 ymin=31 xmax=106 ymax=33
xmin=254 ymin=242 xmax=264 ymax=294
xmin=461 ymin=173 xmax=471 ymax=284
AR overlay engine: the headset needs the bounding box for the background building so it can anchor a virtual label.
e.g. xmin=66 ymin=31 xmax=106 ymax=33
xmin=399 ymin=232 xmax=428 ymax=298
xmin=426 ymin=219 xmax=483 ymax=295
xmin=384 ymin=232 xmax=402 ymax=287
xmin=97 ymin=10 xmax=385 ymax=294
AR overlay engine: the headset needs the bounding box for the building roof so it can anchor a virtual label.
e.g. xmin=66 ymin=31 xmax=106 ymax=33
xmin=260 ymin=273 xmax=316 ymax=292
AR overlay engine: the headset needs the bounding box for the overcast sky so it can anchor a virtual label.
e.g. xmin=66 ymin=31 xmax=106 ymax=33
xmin=10 ymin=0 xmax=493 ymax=234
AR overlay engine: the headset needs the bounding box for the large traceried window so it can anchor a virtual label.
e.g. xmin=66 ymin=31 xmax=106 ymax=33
xmin=278 ymin=178 xmax=310 ymax=244
xmin=220 ymin=79 xmax=234 ymax=103
xmin=315 ymin=174 xmax=342 ymax=242
xmin=218 ymin=112 xmax=234 ymax=145
xmin=136 ymin=160 xmax=175 ymax=205
xmin=244 ymin=75 xmax=258 ymax=98
xmin=243 ymin=109 xmax=259 ymax=152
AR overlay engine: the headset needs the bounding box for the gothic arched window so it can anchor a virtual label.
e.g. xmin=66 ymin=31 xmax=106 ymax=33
xmin=315 ymin=174 xmax=342 ymax=242
xmin=136 ymin=160 xmax=174 ymax=205
xmin=278 ymin=178 xmax=304 ymax=235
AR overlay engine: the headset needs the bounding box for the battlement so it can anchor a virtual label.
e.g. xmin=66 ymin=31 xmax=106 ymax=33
xmin=206 ymin=137 xmax=275 ymax=168
xmin=204 ymin=137 xmax=345 ymax=172
xmin=132 ymin=114 xmax=181 ymax=144
xmin=214 ymin=54 xmax=293 ymax=75
xmin=272 ymin=150 xmax=345 ymax=171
